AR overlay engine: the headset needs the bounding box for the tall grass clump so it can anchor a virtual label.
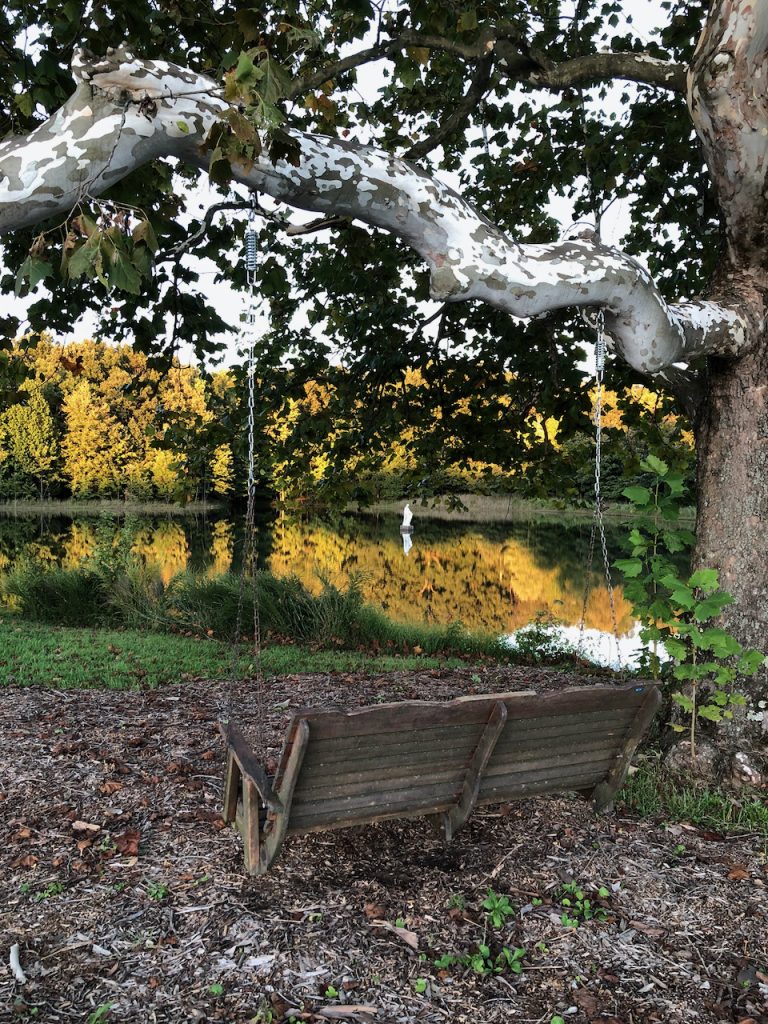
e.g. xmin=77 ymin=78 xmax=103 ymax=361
xmin=2 ymin=560 xmax=110 ymax=626
xmin=3 ymin=556 xmax=510 ymax=660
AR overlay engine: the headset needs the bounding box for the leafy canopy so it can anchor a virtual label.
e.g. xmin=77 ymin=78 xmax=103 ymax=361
xmin=1 ymin=0 xmax=714 ymax=491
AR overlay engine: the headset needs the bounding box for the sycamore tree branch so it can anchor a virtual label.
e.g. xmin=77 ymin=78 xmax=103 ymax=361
xmin=404 ymin=54 xmax=494 ymax=160
xmin=0 ymin=49 xmax=747 ymax=376
xmin=519 ymin=50 xmax=687 ymax=92
xmin=289 ymin=30 xmax=686 ymax=101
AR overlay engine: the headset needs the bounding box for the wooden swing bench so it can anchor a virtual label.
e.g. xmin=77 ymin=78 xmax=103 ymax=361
xmin=221 ymin=681 xmax=660 ymax=875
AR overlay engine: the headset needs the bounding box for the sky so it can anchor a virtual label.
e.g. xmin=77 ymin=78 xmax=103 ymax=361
xmin=3 ymin=1 xmax=675 ymax=371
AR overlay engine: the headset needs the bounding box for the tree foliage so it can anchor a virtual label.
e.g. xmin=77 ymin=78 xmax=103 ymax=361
xmin=0 ymin=0 xmax=714 ymax=492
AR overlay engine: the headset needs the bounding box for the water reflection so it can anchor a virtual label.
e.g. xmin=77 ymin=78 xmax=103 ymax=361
xmin=0 ymin=509 xmax=637 ymax=635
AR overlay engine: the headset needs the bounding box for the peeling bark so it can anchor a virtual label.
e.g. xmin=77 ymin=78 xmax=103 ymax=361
xmin=0 ymin=49 xmax=748 ymax=375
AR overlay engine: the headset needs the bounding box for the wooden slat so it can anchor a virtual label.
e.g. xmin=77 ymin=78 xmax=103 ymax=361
xmin=291 ymin=753 xmax=618 ymax=829
xmin=591 ymin=685 xmax=662 ymax=811
xmin=295 ymin=709 xmax=634 ymax=774
xmin=221 ymin=723 xmax=282 ymax=811
xmin=443 ymin=701 xmax=507 ymax=841
xmin=296 ymin=684 xmax=653 ymax=742
xmin=288 ymin=763 xmax=612 ymax=834
xmin=296 ymin=735 xmax=621 ymax=796
xmin=235 ymin=778 xmax=261 ymax=875
xmin=222 ymin=750 xmax=241 ymax=824
xmin=292 ymin=763 xmax=463 ymax=804
xmin=479 ymin=758 xmax=615 ymax=803
xmin=257 ymin=720 xmax=310 ymax=874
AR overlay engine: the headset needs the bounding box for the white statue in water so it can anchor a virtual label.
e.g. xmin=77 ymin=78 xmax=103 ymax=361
xmin=400 ymin=504 xmax=413 ymax=532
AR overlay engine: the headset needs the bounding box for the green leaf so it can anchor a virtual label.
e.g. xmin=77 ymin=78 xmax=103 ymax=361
xmin=106 ymin=251 xmax=142 ymax=294
xmin=234 ymin=51 xmax=256 ymax=83
xmin=688 ymin=568 xmax=719 ymax=591
xmin=698 ymin=704 xmax=723 ymax=722
xmin=14 ymin=256 xmax=53 ymax=295
xmin=642 ymin=454 xmax=668 ymax=477
xmin=670 ymin=588 xmax=696 ymax=611
xmin=663 ymin=638 xmax=687 ymax=660
xmin=671 ymin=692 xmax=694 ymax=712
xmin=622 ymin=485 xmax=651 ymax=506
xmin=615 ymin=558 xmax=643 ymax=578
xmin=132 ymin=219 xmax=159 ymax=253
xmin=457 ymin=9 xmax=478 ymax=31
xmin=14 ymin=91 xmax=34 ymax=117
xmin=176 ymin=120 xmax=190 ymax=134
xmin=693 ymin=593 xmax=734 ymax=621
xmin=738 ymin=649 xmax=765 ymax=674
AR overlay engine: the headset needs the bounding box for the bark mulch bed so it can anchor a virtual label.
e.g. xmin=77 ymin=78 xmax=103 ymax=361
xmin=1 ymin=666 xmax=767 ymax=1024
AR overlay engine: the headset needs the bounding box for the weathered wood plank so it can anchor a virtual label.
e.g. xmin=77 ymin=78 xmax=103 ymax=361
xmin=590 ymin=685 xmax=662 ymax=812
xmin=289 ymin=754 xmax=618 ymax=830
xmin=296 ymin=684 xmax=651 ymax=742
xmin=292 ymin=763 xmax=464 ymax=804
xmin=288 ymin=765 xmax=612 ymax=833
xmin=257 ymin=720 xmax=310 ymax=875
xmin=295 ymin=709 xmax=634 ymax=772
xmin=222 ymin=750 xmax=241 ymax=824
xmin=443 ymin=701 xmax=507 ymax=841
xmin=220 ymin=722 xmax=282 ymax=811
xmin=296 ymin=736 xmax=621 ymax=794
xmin=290 ymin=737 xmax=622 ymax=806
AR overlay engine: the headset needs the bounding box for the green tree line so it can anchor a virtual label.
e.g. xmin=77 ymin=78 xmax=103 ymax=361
xmin=0 ymin=337 xmax=694 ymax=506
xmin=0 ymin=337 xmax=235 ymax=502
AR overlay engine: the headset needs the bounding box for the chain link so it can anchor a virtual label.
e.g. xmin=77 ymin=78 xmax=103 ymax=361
xmin=223 ymin=199 xmax=267 ymax=760
xmin=578 ymin=309 xmax=622 ymax=671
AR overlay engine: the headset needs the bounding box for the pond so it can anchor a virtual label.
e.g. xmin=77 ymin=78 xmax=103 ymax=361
xmin=0 ymin=506 xmax=649 ymax=665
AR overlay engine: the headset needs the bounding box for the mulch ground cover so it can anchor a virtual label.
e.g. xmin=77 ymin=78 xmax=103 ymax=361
xmin=1 ymin=665 xmax=767 ymax=1024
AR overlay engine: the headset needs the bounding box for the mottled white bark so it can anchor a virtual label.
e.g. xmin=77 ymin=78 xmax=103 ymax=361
xmin=689 ymin=0 xmax=768 ymax=264
xmin=0 ymin=48 xmax=750 ymax=374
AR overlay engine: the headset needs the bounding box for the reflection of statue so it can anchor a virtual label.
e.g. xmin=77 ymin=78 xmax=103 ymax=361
xmin=400 ymin=504 xmax=413 ymax=532
xmin=402 ymin=531 xmax=413 ymax=556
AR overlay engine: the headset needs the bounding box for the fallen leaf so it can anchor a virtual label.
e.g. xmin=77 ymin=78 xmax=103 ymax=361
xmin=370 ymin=920 xmax=418 ymax=950
xmin=11 ymin=854 xmax=38 ymax=869
xmin=115 ymin=829 xmax=141 ymax=856
xmin=364 ymin=902 xmax=387 ymax=920
xmin=77 ymin=839 xmax=93 ymax=852
xmin=727 ymin=865 xmax=751 ymax=881
xmin=100 ymin=781 xmax=124 ymax=795
xmin=72 ymin=820 xmax=101 ymax=834
xmin=316 ymin=1008 xmax=378 ymax=1020
xmin=574 ymin=987 xmax=599 ymax=1015
xmin=200 ymin=749 xmax=215 ymax=761
xmin=13 ymin=827 xmax=32 ymax=841
xmin=629 ymin=920 xmax=667 ymax=939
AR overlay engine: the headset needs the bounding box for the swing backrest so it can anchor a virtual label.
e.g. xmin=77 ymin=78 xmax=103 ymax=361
xmin=274 ymin=682 xmax=659 ymax=835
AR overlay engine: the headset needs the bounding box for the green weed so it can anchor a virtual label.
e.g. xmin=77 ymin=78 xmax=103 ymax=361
xmin=482 ymin=889 xmax=515 ymax=929
xmin=621 ymin=766 xmax=768 ymax=835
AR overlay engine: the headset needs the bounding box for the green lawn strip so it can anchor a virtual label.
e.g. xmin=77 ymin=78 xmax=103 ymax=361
xmin=620 ymin=765 xmax=768 ymax=836
xmin=0 ymin=620 xmax=463 ymax=689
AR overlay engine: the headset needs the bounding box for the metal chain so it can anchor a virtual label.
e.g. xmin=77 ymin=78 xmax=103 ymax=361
xmin=223 ymin=199 xmax=267 ymax=759
xmin=578 ymin=309 xmax=622 ymax=671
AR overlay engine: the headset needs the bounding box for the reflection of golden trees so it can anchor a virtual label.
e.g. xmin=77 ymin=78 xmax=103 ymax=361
xmin=62 ymin=523 xmax=96 ymax=568
xmin=267 ymin=522 xmax=634 ymax=634
xmin=2 ymin=515 xmax=634 ymax=635
xmin=131 ymin=523 xmax=190 ymax=584
xmin=208 ymin=520 xmax=234 ymax=578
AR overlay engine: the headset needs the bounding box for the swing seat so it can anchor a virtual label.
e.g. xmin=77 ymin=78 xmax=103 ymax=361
xmin=221 ymin=682 xmax=660 ymax=876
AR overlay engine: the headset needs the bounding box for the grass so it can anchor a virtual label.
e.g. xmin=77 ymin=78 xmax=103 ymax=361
xmin=2 ymin=562 xmax=513 ymax=661
xmin=620 ymin=764 xmax=768 ymax=836
xmin=0 ymin=619 xmax=465 ymax=690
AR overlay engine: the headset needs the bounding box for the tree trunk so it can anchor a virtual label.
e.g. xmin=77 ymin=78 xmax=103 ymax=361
xmin=694 ymin=331 xmax=768 ymax=761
